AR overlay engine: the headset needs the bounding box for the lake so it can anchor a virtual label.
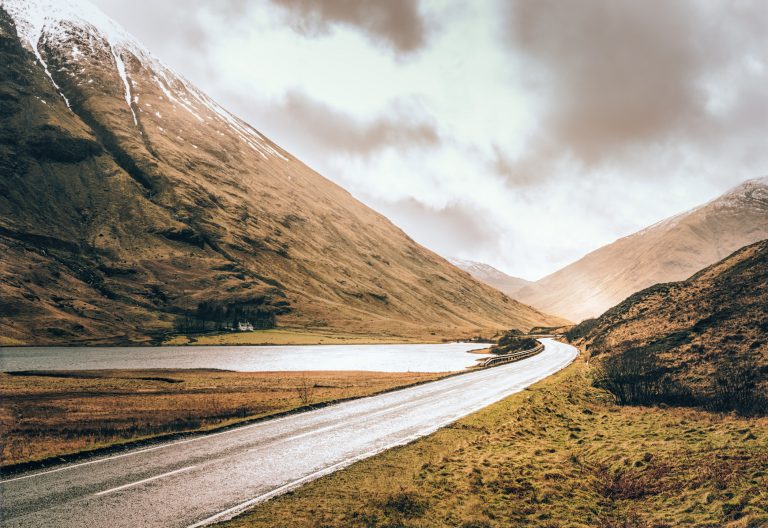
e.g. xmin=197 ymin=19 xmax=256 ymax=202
xmin=0 ymin=342 xmax=492 ymax=373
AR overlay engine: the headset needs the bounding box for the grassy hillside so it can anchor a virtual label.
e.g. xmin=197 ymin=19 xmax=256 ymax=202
xmin=569 ymin=239 xmax=768 ymax=414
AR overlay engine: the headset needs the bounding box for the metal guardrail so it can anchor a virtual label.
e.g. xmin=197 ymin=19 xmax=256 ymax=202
xmin=481 ymin=343 xmax=545 ymax=368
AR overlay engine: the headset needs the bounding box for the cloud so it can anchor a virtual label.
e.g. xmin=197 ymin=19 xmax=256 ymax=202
xmin=216 ymin=90 xmax=439 ymax=177
xmin=269 ymin=91 xmax=439 ymax=154
xmin=375 ymin=198 xmax=500 ymax=257
xmin=504 ymin=0 xmax=768 ymax=164
xmin=91 ymin=0 xmax=214 ymax=50
xmin=269 ymin=0 xmax=427 ymax=53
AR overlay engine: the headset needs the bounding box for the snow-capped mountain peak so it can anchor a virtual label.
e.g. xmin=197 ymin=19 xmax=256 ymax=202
xmin=448 ymin=258 xmax=533 ymax=296
xmin=2 ymin=0 xmax=133 ymax=52
xmin=1 ymin=0 xmax=287 ymax=160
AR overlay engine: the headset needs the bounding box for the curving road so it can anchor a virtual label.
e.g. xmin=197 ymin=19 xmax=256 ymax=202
xmin=0 ymin=339 xmax=577 ymax=528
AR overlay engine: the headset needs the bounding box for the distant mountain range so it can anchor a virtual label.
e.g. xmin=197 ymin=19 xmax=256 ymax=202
xmin=455 ymin=177 xmax=768 ymax=323
xmin=447 ymin=258 xmax=532 ymax=297
xmin=0 ymin=0 xmax=564 ymax=345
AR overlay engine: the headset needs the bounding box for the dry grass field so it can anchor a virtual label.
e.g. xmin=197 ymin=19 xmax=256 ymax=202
xmin=0 ymin=369 xmax=445 ymax=466
xmin=220 ymin=358 xmax=768 ymax=528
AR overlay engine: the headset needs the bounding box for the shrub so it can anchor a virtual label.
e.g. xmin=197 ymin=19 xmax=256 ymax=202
xmin=566 ymin=318 xmax=599 ymax=342
xmin=592 ymin=349 xmax=665 ymax=406
xmin=296 ymin=377 xmax=314 ymax=406
xmin=491 ymin=330 xmax=538 ymax=355
xmin=592 ymin=347 xmax=699 ymax=407
xmin=710 ymin=351 xmax=767 ymax=416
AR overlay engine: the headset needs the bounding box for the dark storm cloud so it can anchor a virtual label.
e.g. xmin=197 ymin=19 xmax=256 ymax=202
xmin=225 ymin=90 xmax=439 ymax=158
xmin=276 ymin=91 xmax=439 ymax=154
xmin=269 ymin=0 xmax=427 ymax=53
xmin=503 ymin=0 xmax=768 ymax=166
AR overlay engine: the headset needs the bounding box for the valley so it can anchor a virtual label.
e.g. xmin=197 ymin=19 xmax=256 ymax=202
xmin=214 ymin=237 xmax=768 ymax=528
xmin=1 ymin=1 xmax=767 ymax=527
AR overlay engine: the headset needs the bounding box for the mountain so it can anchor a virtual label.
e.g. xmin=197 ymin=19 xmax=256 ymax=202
xmin=568 ymin=239 xmax=767 ymax=412
xmin=447 ymin=257 xmax=533 ymax=297
xmin=0 ymin=0 xmax=564 ymax=345
xmin=515 ymin=177 xmax=768 ymax=322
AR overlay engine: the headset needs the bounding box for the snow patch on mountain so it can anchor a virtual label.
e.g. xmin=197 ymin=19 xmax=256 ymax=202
xmin=109 ymin=41 xmax=138 ymax=126
xmin=449 ymin=258 xmax=510 ymax=281
xmin=448 ymin=257 xmax=533 ymax=297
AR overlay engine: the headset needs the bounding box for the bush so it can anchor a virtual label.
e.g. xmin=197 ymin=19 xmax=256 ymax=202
xmin=710 ymin=351 xmax=767 ymax=416
xmin=491 ymin=330 xmax=538 ymax=355
xmin=592 ymin=349 xmax=693 ymax=407
xmin=566 ymin=318 xmax=599 ymax=342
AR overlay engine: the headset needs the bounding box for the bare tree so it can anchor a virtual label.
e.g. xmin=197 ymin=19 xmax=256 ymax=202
xmin=296 ymin=376 xmax=314 ymax=406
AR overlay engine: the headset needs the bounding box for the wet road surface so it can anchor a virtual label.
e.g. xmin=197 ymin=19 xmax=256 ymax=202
xmin=0 ymin=339 xmax=577 ymax=528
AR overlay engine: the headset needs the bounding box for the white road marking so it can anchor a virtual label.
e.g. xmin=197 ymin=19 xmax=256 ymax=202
xmin=0 ymin=391 xmax=360 ymax=484
xmin=95 ymin=465 xmax=197 ymax=496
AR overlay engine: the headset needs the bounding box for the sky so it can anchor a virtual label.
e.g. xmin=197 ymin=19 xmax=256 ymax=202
xmin=90 ymin=0 xmax=768 ymax=280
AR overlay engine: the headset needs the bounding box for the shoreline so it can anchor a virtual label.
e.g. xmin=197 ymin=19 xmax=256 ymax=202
xmin=0 ymin=328 xmax=461 ymax=348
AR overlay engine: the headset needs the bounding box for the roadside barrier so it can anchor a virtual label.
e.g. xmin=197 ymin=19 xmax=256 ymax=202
xmin=481 ymin=343 xmax=545 ymax=368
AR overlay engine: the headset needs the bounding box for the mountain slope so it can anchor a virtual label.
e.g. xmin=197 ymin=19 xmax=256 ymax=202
xmin=447 ymin=257 xmax=533 ymax=297
xmin=516 ymin=177 xmax=768 ymax=322
xmin=569 ymin=239 xmax=768 ymax=410
xmin=0 ymin=0 xmax=563 ymax=345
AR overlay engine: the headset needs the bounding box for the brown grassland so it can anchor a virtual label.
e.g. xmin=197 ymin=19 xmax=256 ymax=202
xmin=220 ymin=357 xmax=768 ymax=528
xmin=0 ymin=369 xmax=445 ymax=467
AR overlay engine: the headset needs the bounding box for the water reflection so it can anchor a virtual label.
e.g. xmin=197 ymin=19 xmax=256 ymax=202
xmin=0 ymin=343 xmax=491 ymax=372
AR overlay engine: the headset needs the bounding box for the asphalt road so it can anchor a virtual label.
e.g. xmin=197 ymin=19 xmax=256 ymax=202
xmin=0 ymin=338 xmax=577 ymax=528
